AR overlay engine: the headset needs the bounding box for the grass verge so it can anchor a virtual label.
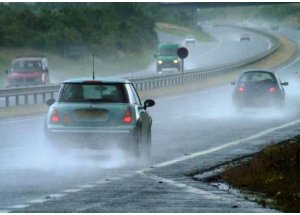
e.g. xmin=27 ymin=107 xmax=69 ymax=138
xmin=156 ymin=22 xmax=215 ymax=42
xmin=220 ymin=137 xmax=300 ymax=212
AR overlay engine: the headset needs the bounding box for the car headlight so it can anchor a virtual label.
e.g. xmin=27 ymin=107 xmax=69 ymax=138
xmin=173 ymin=59 xmax=178 ymax=64
xmin=158 ymin=60 xmax=163 ymax=64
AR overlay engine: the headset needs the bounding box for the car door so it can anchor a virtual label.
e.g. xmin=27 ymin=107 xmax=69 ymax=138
xmin=126 ymin=84 xmax=151 ymax=136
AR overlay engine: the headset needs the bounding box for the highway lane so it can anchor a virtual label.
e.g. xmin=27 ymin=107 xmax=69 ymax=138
xmin=122 ymin=25 xmax=272 ymax=77
xmin=0 ymin=28 xmax=299 ymax=212
xmin=0 ymin=26 xmax=270 ymax=108
xmin=1 ymin=55 xmax=300 ymax=212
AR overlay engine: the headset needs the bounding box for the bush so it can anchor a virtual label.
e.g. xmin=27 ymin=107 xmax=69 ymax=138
xmin=0 ymin=3 xmax=158 ymax=59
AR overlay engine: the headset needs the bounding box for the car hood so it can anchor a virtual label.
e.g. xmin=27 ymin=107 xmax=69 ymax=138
xmin=157 ymin=55 xmax=178 ymax=61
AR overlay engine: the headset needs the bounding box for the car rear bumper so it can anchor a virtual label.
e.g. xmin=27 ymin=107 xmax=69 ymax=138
xmin=45 ymin=125 xmax=137 ymax=149
xmin=233 ymin=96 xmax=283 ymax=108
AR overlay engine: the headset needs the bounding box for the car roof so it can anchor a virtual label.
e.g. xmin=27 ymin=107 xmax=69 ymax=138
xmin=186 ymin=35 xmax=195 ymax=38
xmin=241 ymin=69 xmax=275 ymax=75
xmin=13 ymin=57 xmax=46 ymax=61
xmin=63 ymin=77 xmax=132 ymax=84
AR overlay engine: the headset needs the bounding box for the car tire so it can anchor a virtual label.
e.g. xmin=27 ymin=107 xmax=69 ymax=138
xmin=140 ymin=129 xmax=151 ymax=159
xmin=126 ymin=130 xmax=141 ymax=158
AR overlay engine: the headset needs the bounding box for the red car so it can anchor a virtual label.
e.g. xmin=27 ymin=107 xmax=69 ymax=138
xmin=6 ymin=56 xmax=50 ymax=87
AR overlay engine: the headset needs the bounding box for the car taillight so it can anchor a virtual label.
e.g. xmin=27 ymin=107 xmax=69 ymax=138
xmin=238 ymin=86 xmax=245 ymax=93
xmin=50 ymin=109 xmax=60 ymax=123
xmin=269 ymin=87 xmax=276 ymax=93
xmin=123 ymin=108 xmax=132 ymax=123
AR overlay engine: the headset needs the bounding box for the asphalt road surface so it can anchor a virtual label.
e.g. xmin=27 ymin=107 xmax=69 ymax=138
xmin=0 ymin=27 xmax=300 ymax=212
xmin=124 ymin=25 xmax=272 ymax=77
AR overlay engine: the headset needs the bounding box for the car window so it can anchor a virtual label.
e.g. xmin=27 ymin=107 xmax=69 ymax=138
xmin=59 ymin=83 xmax=128 ymax=103
xmin=125 ymin=83 xmax=142 ymax=105
xmin=240 ymin=72 xmax=275 ymax=83
xmin=12 ymin=60 xmax=42 ymax=71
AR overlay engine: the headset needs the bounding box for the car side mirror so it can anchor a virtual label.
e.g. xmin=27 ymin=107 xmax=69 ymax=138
xmin=46 ymin=98 xmax=55 ymax=106
xmin=231 ymin=81 xmax=236 ymax=85
xmin=143 ymin=99 xmax=155 ymax=109
xmin=281 ymin=82 xmax=288 ymax=86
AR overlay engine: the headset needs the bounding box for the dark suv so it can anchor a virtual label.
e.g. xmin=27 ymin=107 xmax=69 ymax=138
xmin=6 ymin=56 xmax=50 ymax=87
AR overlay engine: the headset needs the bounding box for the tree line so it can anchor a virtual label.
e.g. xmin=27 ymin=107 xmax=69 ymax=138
xmin=0 ymin=3 xmax=163 ymax=58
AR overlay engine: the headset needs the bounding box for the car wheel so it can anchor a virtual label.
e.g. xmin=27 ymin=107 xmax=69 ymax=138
xmin=140 ymin=129 xmax=151 ymax=159
xmin=127 ymin=130 xmax=141 ymax=158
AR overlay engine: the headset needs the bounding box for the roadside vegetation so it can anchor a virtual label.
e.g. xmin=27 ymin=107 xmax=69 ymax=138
xmin=0 ymin=2 xmax=211 ymax=86
xmin=198 ymin=3 xmax=300 ymax=29
xmin=156 ymin=22 xmax=214 ymax=42
xmin=220 ymin=137 xmax=300 ymax=212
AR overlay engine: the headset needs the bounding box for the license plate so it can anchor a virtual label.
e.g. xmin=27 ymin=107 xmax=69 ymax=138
xmin=75 ymin=109 xmax=108 ymax=120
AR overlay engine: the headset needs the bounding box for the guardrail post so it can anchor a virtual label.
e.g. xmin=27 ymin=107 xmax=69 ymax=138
xmin=25 ymin=94 xmax=28 ymax=105
xmin=16 ymin=95 xmax=19 ymax=106
xmin=5 ymin=97 xmax=9 ymax=107
xmin=42 ymin=93 xmax=46 ymax=103
xmin=34 ymin=94 xmax=37 ymax=104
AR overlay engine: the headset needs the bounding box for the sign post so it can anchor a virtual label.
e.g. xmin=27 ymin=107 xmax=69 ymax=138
xmin=177 ymin=47 xmax=189 ymax=84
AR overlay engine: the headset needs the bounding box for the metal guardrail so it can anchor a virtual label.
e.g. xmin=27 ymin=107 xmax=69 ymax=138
xmin=0 ymin=26 xmax=280 ymax=108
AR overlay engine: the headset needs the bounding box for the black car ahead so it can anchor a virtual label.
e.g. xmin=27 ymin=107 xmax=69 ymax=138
xmin=231 ymin=70 xmax=288 ymax=110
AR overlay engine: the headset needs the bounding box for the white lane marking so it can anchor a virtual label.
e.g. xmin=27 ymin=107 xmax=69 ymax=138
xmin=9 ymin=204 xmax=30 ymax=209
xmin=138 ymin=172 xmax=234 ymax=204
xmin=5 ymin=177 xmax=125 ymax=212
xmin=63 ymin=189 xmax=83 ymax=193
xmin=92 ymin=181 xmax=108 ymax=185
xmin=77 ymin=184 xmax=96 ymax=189
xmin=46 ymin=193 xmax=67 ymax=198
xmin=27 ymin=199 xmax=48 ymax=204
xmin=145 ymin=118 xmax=300 ymax=170
xmin=0 ymin=117 xmax=44 ymax=125
xmin=136 ymin=118 xmax=300 ymax=210
xmin=279 ymin=56 xmax=300 ymax=71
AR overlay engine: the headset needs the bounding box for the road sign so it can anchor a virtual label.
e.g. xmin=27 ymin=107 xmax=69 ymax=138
xmin=177 ymin=47 xmax=188 ymax=59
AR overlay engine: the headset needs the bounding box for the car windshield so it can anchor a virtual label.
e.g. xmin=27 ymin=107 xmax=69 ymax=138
xmin=186 ymin=35 xmax=194 ymax=39
xmin=240 ymin=72 xmax=275 ymax=83
xmin=59 ymin=83 xmax=128 ymax=103
xmin=159 ymin=47 xmax=177 ymax=56
xmin=12 ymin=60 xmax=42 ymax=72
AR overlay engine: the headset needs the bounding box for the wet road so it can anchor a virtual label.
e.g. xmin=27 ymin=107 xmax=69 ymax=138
xmin=0 ymin=27 xmax=300 ymax=212
xmin=124 ymin=25 xmax=272 ymax=77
